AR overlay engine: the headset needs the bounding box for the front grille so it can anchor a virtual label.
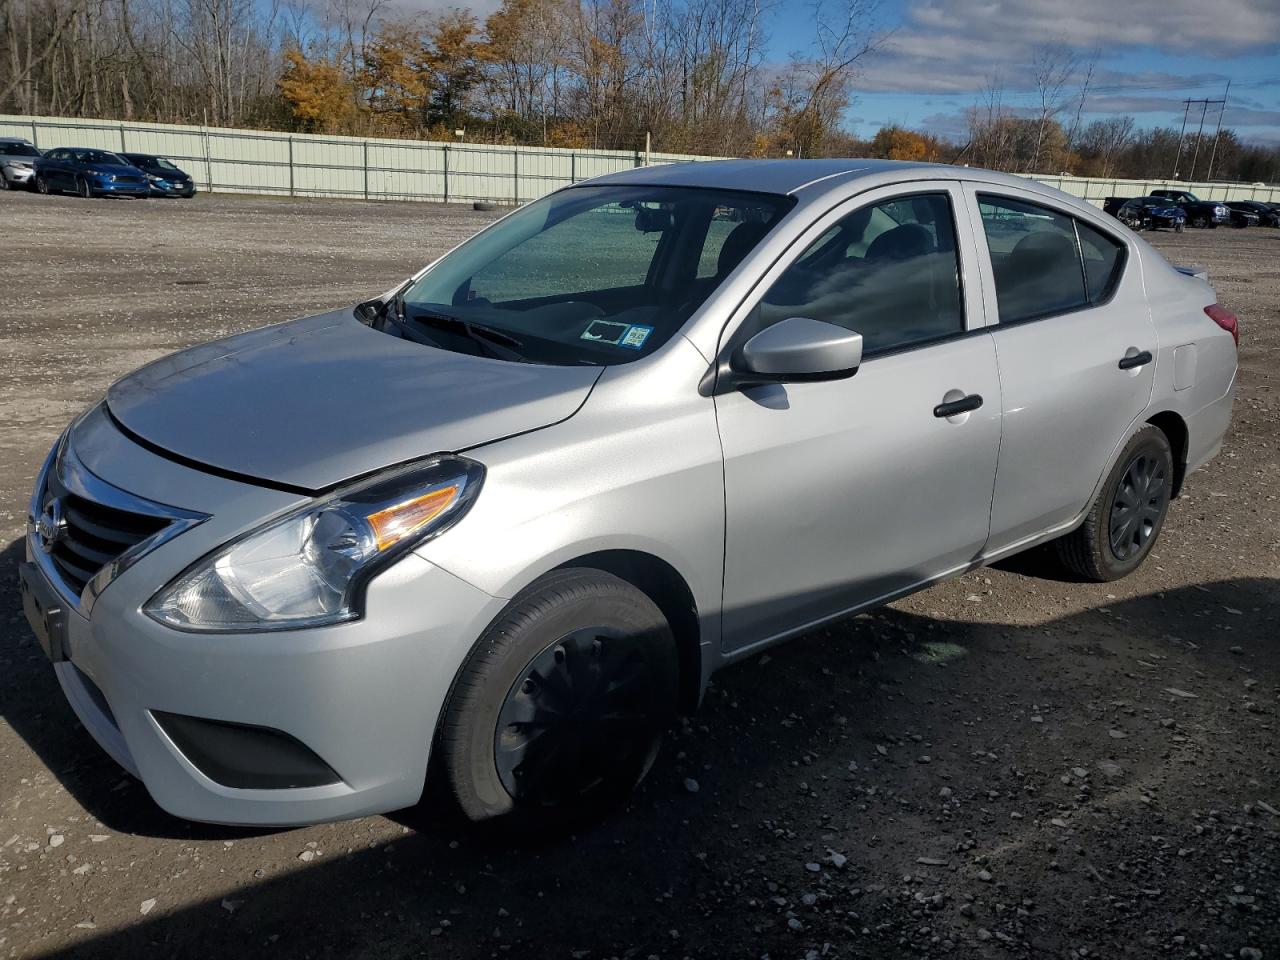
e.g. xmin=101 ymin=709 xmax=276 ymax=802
xmin=43 ymin=470 xmax=169 ymax=598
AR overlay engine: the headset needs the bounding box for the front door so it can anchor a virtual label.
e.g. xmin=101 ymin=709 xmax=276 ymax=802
xmin=715 ymin=184 xmax=1002 ymax=653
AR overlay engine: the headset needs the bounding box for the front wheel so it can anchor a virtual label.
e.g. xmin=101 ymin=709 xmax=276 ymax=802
xmin=35 ymin=175 xmax=50 ymax=195
xmin=1175 ymin=221 xmax=1185 ymax=233
xmin=76 ymin=176 xmax=93 ymax=199
xmin=438 ymin=568 xmax=679 ymax=826
xmin=1053 ymin=425 xmax=1174 ymax=582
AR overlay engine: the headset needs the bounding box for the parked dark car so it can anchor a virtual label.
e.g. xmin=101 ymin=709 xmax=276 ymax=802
xmin=1147 ymin=189 xmax=1230 ymax=228
xmin=122 ymin=152 xmax=197 ymax=198
xmin=1224 ymin=201 xmax=1275 ymax=227
xmin=1115 ymin=196 xmax=1186 ymax=232
xmin=33 ymin=147 xmax=150 ymax=198
xmin=1102 ymin=196 xmax=1131 ymax=217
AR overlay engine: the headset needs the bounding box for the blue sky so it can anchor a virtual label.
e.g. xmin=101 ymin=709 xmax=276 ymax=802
xmin=769 ymin=0 xmax=1280 ymax=146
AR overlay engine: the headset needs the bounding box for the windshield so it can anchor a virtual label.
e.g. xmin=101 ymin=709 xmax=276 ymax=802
xmin=0 ymin=142 xmax=39 ymax=157
xmin=78 ymin=150 xmax=128 ymax=165
xmin=132 ymin=156 xmax=180 ymax=171
xmin=395 ymin=184 xmax=793 ymax=365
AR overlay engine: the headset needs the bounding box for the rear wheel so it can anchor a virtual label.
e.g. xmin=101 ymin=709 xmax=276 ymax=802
xmin=439 ymin=568 xmax=679 ymax=826
xmin=1053 ymin=425 xmax=1173 ymax=582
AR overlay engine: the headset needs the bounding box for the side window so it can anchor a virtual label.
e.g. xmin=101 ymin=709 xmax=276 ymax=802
xmin=1075 ymin=220 xmax=1126 ymax=303
xmin=469 ymin=202 xmax=660 ymax=302
xmin=753 ymin=192 xmax=964 ymax=356
xmin=977 ymin=195 xmax=1087 ymax=323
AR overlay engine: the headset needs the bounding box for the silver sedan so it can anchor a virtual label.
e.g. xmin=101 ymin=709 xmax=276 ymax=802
xmin=22 ymin=159 xmax=1237 ymax=827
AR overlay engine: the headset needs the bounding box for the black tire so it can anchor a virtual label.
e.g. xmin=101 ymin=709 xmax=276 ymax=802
xmin=438 ymin=568 xmax=678 ymax=825
xmin=0 ymin=175 xmax=9 ymax=191
xmin=35 ymin=174 xmax=50 ymax=195
xmin=1053 ymin=425 xmax=1174 ymax=582
xmin=1192 ymin=215 xmax=1208 ymax=228
xmin=1174 ymin=221 xmax=1185 ymax=233
xmin=472 ymin=200 xmax=500 ymax=212
xmin=76 ymin=176 xmax=93 ymax=199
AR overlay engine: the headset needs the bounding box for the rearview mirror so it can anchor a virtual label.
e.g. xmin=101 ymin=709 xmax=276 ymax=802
xmin=725 ymin=317 xmax=863 ymax=391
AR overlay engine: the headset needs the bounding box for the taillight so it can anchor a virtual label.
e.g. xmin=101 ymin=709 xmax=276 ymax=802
xmin=1204 ymin=304 xmax=1239 ymax=347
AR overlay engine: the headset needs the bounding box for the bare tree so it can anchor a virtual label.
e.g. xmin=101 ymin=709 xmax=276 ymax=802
xmin=1026 ymin=42 xmax=1077 ymax=173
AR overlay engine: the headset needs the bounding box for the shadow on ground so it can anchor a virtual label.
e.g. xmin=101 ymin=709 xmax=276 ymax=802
xmin=3 ymin=531 xmax=1276 ymax=958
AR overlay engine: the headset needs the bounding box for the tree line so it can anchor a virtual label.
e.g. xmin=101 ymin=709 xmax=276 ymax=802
xmin=2 ymin=0 xmax=1277 ymax=183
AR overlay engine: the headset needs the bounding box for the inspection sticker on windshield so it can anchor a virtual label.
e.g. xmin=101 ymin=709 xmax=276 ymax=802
xmin=618 ymin=325 xmax=653 ymax=349
xmin=579 ymin=320 xmax=630 ymax=345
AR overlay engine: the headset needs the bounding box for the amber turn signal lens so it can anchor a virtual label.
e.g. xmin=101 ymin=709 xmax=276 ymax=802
xmin=366 ymin=486 xmax=459 ymax=551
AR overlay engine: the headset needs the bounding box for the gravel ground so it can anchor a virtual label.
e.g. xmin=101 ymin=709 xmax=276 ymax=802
xmin=0 ymin=191 xmax=1276 ymax=960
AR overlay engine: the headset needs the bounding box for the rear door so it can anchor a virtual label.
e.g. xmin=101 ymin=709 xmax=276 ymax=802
xmin=965 ymin=185 xmax=1156 ymax=550
xmin=42 ymin=149 xmax=67 ymax=187
xmin=715 ymin=182 xmax=1002 ymax=652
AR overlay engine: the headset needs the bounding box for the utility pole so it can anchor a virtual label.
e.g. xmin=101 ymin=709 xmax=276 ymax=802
xmin=1172 ymin=100 xmax=1191 ymax=178
xmin=1176 ymin=96 xmax=1225 ymax=181
xmin=1205 ymin=80 xmax=1231 ymax=182
xmin=1188 ymin=99 xmax=1210 ymax=180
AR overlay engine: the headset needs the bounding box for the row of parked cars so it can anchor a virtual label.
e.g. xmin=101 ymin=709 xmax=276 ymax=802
xmin=0 ymin=136 xmax=196 ymax=198
xmin=1103 ymin=188 xmax=1280 ymax=232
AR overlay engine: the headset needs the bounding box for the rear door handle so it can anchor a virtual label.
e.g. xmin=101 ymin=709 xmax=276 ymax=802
xmin=1118 ymin=350 xmax=1153 ymax=370
xmin=933 ymin=394 xmax=984 ymax=418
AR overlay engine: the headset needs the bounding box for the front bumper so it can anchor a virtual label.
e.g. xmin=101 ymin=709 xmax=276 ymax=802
xmin=3 ymin=165 xmax=34 ymax=185
xmin=23 ymin=413 xmax=505 ymax=825
xmin=89 ymin=179 xmax=149 ymax=197
xmin=148 ymin=180 xmax=196 ymax=197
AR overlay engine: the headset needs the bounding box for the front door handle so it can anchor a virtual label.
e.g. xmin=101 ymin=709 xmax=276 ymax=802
xmin=933 ymin=393 xmax=984 ymax=418
xmin=1118 ymin=350 xmax=1153 ymax=370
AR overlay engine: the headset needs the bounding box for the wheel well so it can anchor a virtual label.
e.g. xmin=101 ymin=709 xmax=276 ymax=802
xmin=555 ymin=550 xmax=702 ymax=715
xmin=1147 ymin=411 xmax=1189 ymax=498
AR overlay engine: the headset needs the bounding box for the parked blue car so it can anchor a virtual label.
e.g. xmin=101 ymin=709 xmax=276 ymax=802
xmin=33 ymin=147 xmax=150 ymax=199
xmin=122 ymin=152 xmax=197 ymax=198
xmin=1115 ymin=196 xmax=1186 ymax=232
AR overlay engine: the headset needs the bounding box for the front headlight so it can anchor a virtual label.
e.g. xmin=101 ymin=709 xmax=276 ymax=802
xmin=146 ymin=173 xmax=164 ymax=182
xmin=145 ymin=456 xmax=484 ymax=631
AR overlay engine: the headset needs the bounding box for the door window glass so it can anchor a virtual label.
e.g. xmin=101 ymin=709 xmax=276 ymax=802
xmin=1075 ymin=219 xmax=1126 ymax=303
xmin=753 ymin=192 xmax=964 ymax=356
xmin=977 ymin=195 xmax=1088 ymax=323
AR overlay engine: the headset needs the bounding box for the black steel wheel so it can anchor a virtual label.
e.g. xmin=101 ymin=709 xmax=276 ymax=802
xmin=1107 ymin=450 xmax=1168 ymax=562
xmin=1053 ymin=424 xmax=1174 ymax=581
xmin=439 ymin=568 xmax=678 ymax=825
xmin=494 ymin=626 xmax=663 ymax=807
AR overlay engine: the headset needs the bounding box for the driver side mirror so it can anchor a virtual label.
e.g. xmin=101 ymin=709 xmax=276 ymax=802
xmin=714 ymin=317 xmax=862 ymax=394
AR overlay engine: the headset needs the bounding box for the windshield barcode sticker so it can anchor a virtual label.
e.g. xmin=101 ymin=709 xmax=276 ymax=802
xmin=619 ymin=325 xmax=653 ymax=349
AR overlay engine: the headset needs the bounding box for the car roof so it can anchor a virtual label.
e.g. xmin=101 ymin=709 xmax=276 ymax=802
xmin=582 ymin=157 xmax=1101 ymax=212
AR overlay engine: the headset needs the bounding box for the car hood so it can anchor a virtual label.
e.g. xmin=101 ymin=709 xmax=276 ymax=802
xmin=105 ymin=310 xmax=602 ymax=491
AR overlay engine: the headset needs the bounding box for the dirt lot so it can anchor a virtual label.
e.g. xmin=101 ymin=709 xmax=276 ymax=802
xmin=0 ymin=190 xmax=1276 ymax=960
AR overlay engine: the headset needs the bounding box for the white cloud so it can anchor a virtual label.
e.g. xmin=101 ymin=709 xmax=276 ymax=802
xmin=856 ymin=0 xmax=1280 ymax=95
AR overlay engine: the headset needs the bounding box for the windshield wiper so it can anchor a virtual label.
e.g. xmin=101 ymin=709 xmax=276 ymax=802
xmin=406 ymin=308 xmax=527 ymax=363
